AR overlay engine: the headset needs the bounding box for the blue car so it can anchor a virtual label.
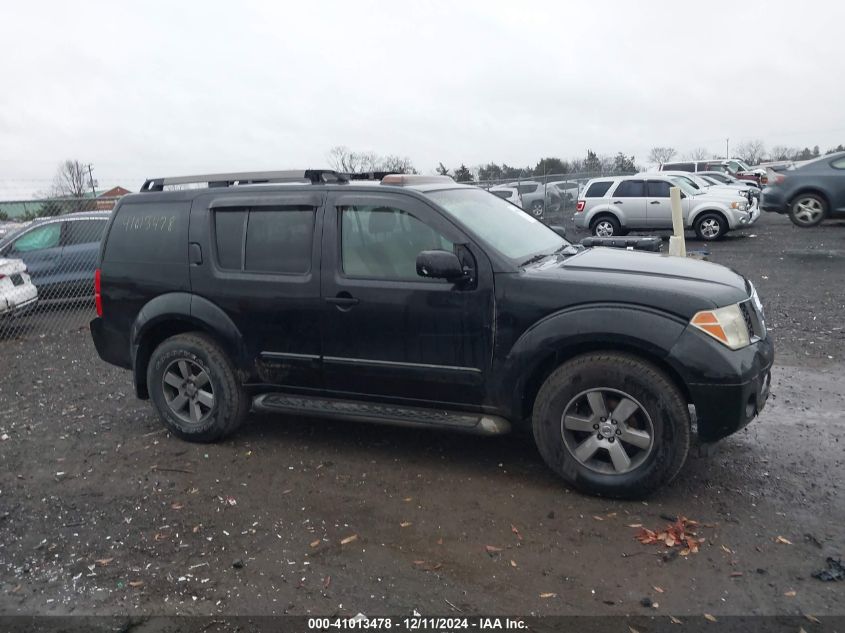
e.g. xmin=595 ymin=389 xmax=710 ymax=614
xmin=0 ymin=211 xmax=110 ymax=301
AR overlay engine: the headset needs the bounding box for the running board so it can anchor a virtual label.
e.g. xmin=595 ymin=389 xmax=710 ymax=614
xmin=252 ymin=394 xmax=511 ymax=436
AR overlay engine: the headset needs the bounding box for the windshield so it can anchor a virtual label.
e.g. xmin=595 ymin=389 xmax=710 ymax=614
xmin=428 ymin=188 xmax=566 ymax=263
xmin=669 ymin=177 xmax=700 ymax=197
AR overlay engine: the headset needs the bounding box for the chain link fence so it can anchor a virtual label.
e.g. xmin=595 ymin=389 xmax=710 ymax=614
xmin=0 ymin=196 xmax=121 ymax=341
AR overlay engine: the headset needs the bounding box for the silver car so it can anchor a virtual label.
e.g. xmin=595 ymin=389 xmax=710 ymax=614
xmin=574 ymin=175 xmax=760 ymax=240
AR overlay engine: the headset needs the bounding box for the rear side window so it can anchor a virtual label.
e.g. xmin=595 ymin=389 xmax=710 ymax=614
xmin=613 ymin=180 xmax=645 ymax=197
xmin=12 ymin=223 xmax=61 ymax=252
xmin=669 ymin=163 xmax=695 ymax=172
xmin=516 ymin=184 xmax=537 ymax=194
xmin=213 ymin=206 xmax=315 ymax=274
xmin=585 ymin=181 xmax=613 ymax=197
xmin=64 ymin=219 xmax=107 ymax=246
xmin=830 ymin=157 xmax=845 ymax=169
xmin=105 ymin=202 xmax=189 ymax=264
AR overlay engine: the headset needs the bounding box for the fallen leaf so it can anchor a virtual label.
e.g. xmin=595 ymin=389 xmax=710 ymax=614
xmin=784 ymin=590 xmax=797 ymax=597
xmin=629 ymin=627 xmax=641 ymax=633
xmin=192 ymin=525 xmax=201 ymax=533
xmin=669 ymin=616 xmax=682 ymax=624
xmin=340 ymin=534 xmax=358 ymax=545
xmin=170 ymin=502 xmax=183 ymax=510
xmin=128 ymin=581 xmax=144 ymax=588
xmin=805 ymin=615 xmax=821 ymax=624
xmin=400 ymin=522 xmax=412 ymax=528
xmin=775 ymin=536 xmax=793 ymax=545
xmin=9 ymin=585 xmax=22 ymax=594
xmin=95 ymin=558 xmax=113 ymax=566
xmin=627 ymin=523 xmax=643 ymax=528
xmin=510 ymin=560 xmax=517 ymax=568
xmin=593 ymin=515 xmax=604 ymax=521
xmin=653 ymin=586 xmax=664 ymax=593
xmin=323 ymin=575 xmax=331 ymax=589
xmin=539 ymin=592 xmax=557 ymax=599
xmin=704 ymin=614 xmax=717 ymax=622
xmin=310 ymin=539 xmax=321 ymax=548
xmin=485 ymin=545 xmax=503 ymax=554
xmin=436 ymin=538 xmax=443 ymax=545
xmin=154 ymin=532 xmax=169 ymax=541
xmin=720 ymin=545 xmax=733 ymax=554
xmin=403 ymin=497 xmax=412 ymax=502
xmin=511 ymin=524 xmax=523 ymax=540
xmin=730 ymin=571 xmax=744 ymax=577
xmin=413 ymin=560 xmax=442 ymax=571
xmin=606 ymin=512 xmax=617 ymax=519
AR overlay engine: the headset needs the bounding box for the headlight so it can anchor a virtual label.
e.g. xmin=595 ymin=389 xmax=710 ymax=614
xmin=690 ymin=304 xmax=751 ymax=349
xmin=730 ymin=201 xmax=748 ymax=211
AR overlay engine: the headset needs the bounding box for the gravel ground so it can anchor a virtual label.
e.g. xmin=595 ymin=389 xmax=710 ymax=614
xmin=0 ymin=210 xmax=843 ymax=621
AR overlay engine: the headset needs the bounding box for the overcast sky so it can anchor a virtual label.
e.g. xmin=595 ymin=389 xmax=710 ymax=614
xmin=1 ymin=0 xmax=844 ymax=197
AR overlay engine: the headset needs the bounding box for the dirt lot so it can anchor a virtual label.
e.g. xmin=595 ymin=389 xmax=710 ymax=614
xmin=0 ymin=211 xmax=843 ymax=622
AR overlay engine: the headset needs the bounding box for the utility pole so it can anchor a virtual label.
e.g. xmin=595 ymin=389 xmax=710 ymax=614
xmin=86 ymin=164 xmax=97 ymax=197
xmin=725 ymin=138 xmax=730 ymax=159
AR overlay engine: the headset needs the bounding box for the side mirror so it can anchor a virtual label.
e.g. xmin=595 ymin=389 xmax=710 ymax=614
xmin=549 ymin=225 xmax=567 ymax=238
xmin=416 ymin=250 xmax=465 ymax=281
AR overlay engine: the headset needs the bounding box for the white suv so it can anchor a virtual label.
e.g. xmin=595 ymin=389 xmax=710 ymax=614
xmin=574 ymin=175 xmax=760 ymax=240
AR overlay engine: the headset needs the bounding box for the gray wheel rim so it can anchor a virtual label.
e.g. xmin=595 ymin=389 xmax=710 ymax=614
xmin=700 ymin=218 xmax=721 ymax=239
xmin=595 ymin=221 xmax=614 ymax=237
xmin=162 ymin=358 xmax=215 ymax=425
xmin=560 ymin=388 xmax=654 ymax=475
xmin=792 ymin=197 xmax=823 ymax=224
xmin=531 ymin=203 xmax=544 ymax=216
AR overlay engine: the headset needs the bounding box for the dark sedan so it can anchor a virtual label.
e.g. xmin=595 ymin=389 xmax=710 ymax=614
xmin=0 ymin=211 xmax=110 ymax=300
xmin=760 ymin=151 xmax=845 ymax=227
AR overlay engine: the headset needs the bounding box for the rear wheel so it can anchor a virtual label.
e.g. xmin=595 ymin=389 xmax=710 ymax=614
xmin=591 ymin=215 xmax=620 ymax=237
xmin=532 ymin=353 xmax=690 ymax=499
xmin=788 ymin=194 xmax=827 ymax=227
xmin=147 ymin=333 xmax=248 ymax=442
xmin=694 ymin=212 xmax=727 ymax=240
xmin=530 ymin=200 xmax=544 ymax=217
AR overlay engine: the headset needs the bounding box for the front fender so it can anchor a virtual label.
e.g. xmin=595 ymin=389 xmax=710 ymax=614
xmin=494 ymin=304 xmax=688 ymax=422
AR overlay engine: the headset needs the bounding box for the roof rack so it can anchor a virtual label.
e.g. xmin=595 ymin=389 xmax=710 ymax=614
xmin=140 ymin=169 xmax=348 ymax=192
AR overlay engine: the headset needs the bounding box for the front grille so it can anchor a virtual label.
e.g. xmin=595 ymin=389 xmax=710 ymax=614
xmin=10 ymin=273 xmax=23 ymax=286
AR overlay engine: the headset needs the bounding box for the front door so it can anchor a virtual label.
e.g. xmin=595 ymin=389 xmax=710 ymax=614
xmin=609 ymin=179 xmax=648 ymax=227
xmin=188 ymin=191 xmax=325 ymax=389
xmin=320 ymin=191 xmax=494 ymax=408
xmin=1 ymin=222 xmax=64 ymax=298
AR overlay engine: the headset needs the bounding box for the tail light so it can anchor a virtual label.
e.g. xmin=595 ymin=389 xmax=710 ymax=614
xmin=576 ymin=200 xmax=585 ymax=212
xmin=771 ymin=173 xmax=786 ymax=185
xmin=94 ymin=268 xmax=103 ymax=317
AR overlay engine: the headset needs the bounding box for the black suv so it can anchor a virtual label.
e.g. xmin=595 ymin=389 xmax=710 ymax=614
xmin=90 ymin=170 xmax=774 ymax=498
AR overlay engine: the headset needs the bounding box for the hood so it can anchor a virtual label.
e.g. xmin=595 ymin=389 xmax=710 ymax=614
xmin=517 ymin=247 xmax=750 ymax=319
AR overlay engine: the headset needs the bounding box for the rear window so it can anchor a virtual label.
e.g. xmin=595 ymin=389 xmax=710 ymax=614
xmin=491 ymin=190 xmax=513 ymax=199
xmin=585 ymin=181 xmax=613 ymax=197
xmin=213 ymin=206 xmax=315 ymax=274
xmin=64 ymin=219 xmax=107 ymax=246
xmin=664 ymin=162 xmax=695 ymax=172
xmin=104 ymin=202 xmax=189 ymax=264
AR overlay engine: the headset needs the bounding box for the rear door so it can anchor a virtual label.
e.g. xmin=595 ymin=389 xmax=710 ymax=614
xmin=646 ymin=179 xmax=674 ymax=228
xmin=609 ymin=179 xmax=647 ymax=227
xmin=188 ymin=190 xmax=325 ymax=389
xmin=60 ymin=218 xmax=108 ymax=296
xmin=320 ymin=190 xmax=494 ymax=407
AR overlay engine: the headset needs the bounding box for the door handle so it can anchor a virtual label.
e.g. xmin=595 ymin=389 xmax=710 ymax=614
xmin=650 ymin=201 xmax=661 ymax=205
xmin=325 ymin=292 xmax=359 ymax=309
xmin=613 ymin=201 xmax=623 ymax=204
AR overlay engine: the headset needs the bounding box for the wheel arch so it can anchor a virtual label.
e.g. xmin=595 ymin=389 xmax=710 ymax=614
xmin=788 ymin=188 xmax=830 ymax=209
xmin=131 ymin=293 xmax=245 ymax=399
xmin=688 ymin=206 xmax=729 ymax=228
xmin=498 ymin=305 xmax=692 ymax=426
xmin=588 ymin=210 xmax=625 ymax=230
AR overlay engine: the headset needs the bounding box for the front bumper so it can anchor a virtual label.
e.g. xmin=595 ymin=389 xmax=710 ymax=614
xmin=737 ymin=204 xmax=760 ymax=227
xmin=760 ymin=187 xmax=787 ymax=213
xmin=667 ymin=327 xmax=774 ymax=442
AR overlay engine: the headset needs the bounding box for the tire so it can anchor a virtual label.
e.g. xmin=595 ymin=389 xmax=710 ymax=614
xmin=693 ymin=212 xmax=727 ymax=241
xmin=530 ymin=200 xmax=544 ymax=217
xmin=788 ymin=193 xmax=827 ymax=227
xmin=147 ymin=332 xmax=248 ymax=442
xmin=590 ymin=215 xmax=620 ymax=237
xmin=532 ymin=353 xmax=690 ymax=499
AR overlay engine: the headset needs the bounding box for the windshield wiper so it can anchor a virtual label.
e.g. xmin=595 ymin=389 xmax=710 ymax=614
xmin=520 ymin=252 xmax=553 ymax=267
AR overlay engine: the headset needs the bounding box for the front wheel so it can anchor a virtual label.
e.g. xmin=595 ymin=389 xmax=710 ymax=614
xmin=147 ymin=333 xmax=248 ymax=442
xmin=788 ymin=194 xmax=827 ymax=227
xmin=694 ymin=212 xmax=727 ymax=241
xmin=530 ymin=201 xmax=544 ymax=217
xmin=532 ymin=353 xmax=690 ymax=499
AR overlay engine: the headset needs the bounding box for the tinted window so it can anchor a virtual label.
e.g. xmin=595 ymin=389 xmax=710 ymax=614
xmin=613 ymin=180 xmax=645 ymax=197
xmin=341 ymin=205 xmax=453 ymax=280
xmin=13 ymin=223 xmax=61 ymax=252
xmin=214 ymin=210 xmax=246 ymax=270
xmin=491 ymin=190 xmax=513 ymax=199
xmin=671 ymin=163 xmax=695 ymax=172
xmin=647 ymin=180 xmax=672 ymax=197
xmin=831 ymin=157 xmax=845 ymax=169
xmin=516 ymin=184 xmax=537 ymax=195
xmin=585 ymin=181 xmax=613 ymax=197
xmin=64 ymin=219 xmax=107 ymax=246
xmin=105 ymin=202 xmax=189 ymax=264
xmin=244 ymin=207 xmax=314 ymax=274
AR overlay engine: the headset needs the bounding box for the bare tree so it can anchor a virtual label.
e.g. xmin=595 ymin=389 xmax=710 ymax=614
xmin=770 ymin=145 xmax=798 ymax=161
xmin=735 ymin=139 xmax=766 ymax=166
xmin=379 ymin=154 xmax=417 ymax=174
xmin=327 ymin=146 xmax=414 ymax=174
xmin=52 ymin=159 xmax=91 ymax=197
xmin=685 ymin=147 xmax=710 ymax=160
xmin=647 ymin=146 xmax=676 ymax=165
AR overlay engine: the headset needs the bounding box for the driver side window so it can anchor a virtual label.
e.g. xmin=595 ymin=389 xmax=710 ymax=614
xmin=12 ymin=223 xmax=61 ymax=253
xmin=340 ymin=205 xmax=453 ymax=281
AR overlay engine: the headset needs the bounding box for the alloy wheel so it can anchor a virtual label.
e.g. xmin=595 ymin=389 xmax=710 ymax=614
xmin=595 ymin=221 xmax=614 ymax=237
xmin=700 ymin=218 xmax=721 ymax=239
xmin=560 ymin=388 xmax=654 ymax=475
xmin=161 ymin=358 xmax=215 ymax=425
xmin=792 ymin=197 xmax=824 ymax=225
